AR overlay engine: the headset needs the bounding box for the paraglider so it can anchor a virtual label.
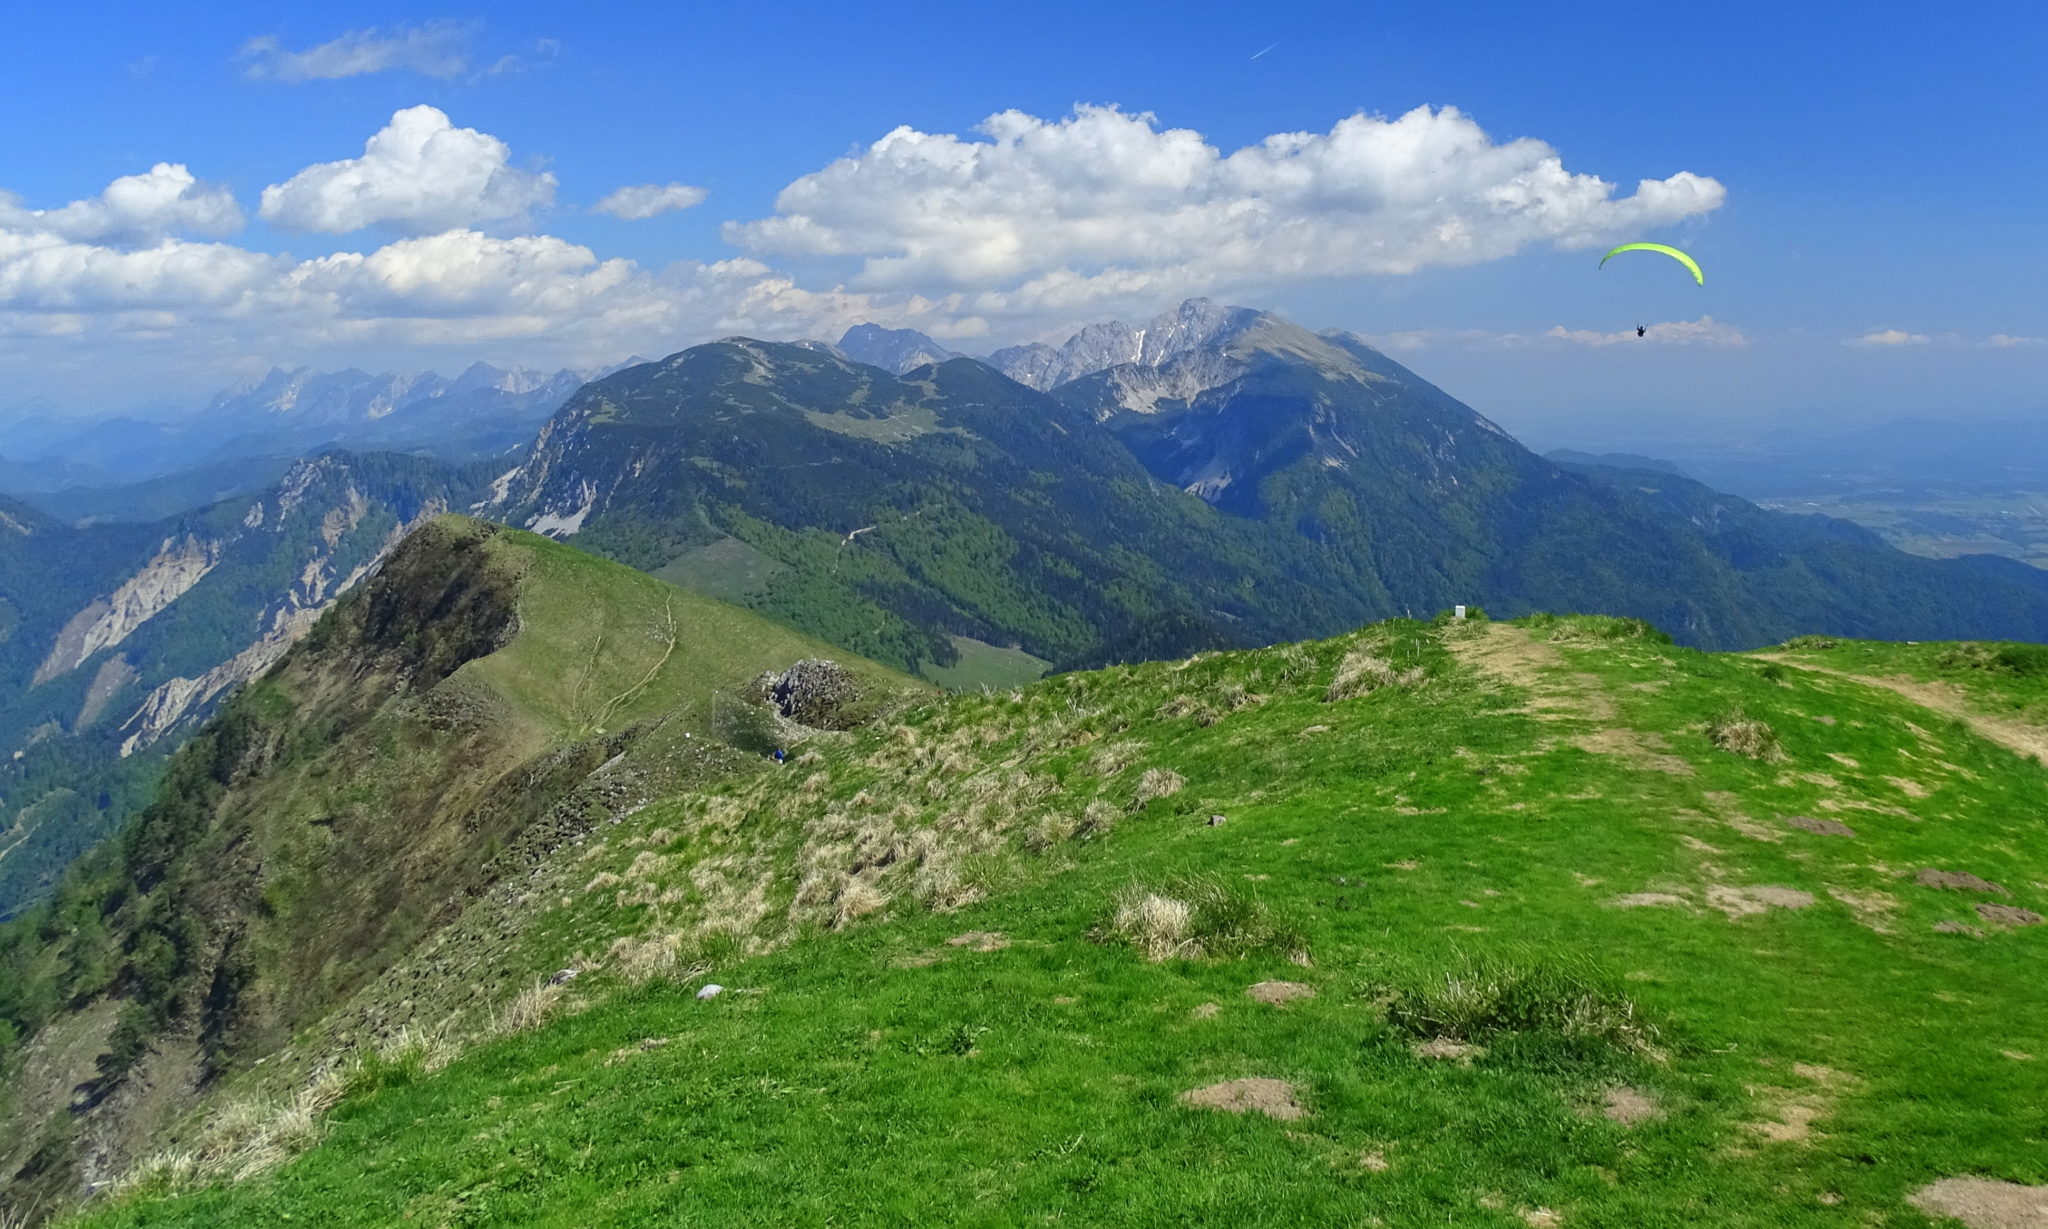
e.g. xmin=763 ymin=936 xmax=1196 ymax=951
xmin=1599 ymin=242 xmax=1704 ymax=286
xmin=1636 ymin=325 xmax=1647 ymax=338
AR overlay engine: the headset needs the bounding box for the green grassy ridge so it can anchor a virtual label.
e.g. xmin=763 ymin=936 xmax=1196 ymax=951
xmin=71 ymin=615 xmax=2048 ymax=1226
xmin=0 ymin=519 xmax=926 ymax=1212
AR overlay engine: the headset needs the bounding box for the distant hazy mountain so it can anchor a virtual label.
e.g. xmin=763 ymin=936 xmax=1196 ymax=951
xmin=1566 ymin=418 xmax=2048 ymax=500
xmin=835 ymin=324 xmax=958 ymax=374
xmin=1544 ymin=450 xmax=1689 ymax=477
xmin=0 ymin=362 xmax=594 ymax=518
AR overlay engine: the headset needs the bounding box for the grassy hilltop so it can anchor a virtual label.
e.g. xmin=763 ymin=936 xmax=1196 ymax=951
xmin=45 ymin=605 xmax=2048 ymax=1228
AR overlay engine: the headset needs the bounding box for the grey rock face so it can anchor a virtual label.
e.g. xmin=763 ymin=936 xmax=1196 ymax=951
xmin=836 ymin=324 xmax=958 ymax=374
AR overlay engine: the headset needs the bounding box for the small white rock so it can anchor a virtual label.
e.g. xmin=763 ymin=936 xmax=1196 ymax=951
xmin=696 ymin=984 xmax=725 ymax=1001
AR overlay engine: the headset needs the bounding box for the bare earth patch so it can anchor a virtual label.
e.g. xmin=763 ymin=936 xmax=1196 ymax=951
xmin=1246 ymin=980 xmax=1317 ymax=1005
xmin=1413 ymin=1037 xmax=1486 ymax=1063
xmin=1918 ymin=868 xmax=2010 ymax=895
xmin=1783 ymin=815 xmax=1856 ymax=837
xmin=1189 ymin=1002 xmax=1220 ymax=1020
xmin=1359 ymin=1149 xmax=1390 ymax=1172
xmin=946 ymin=930 xmax=1010 ymax=951
xmin=1977 ymin=903 xmax=2044 ymax=927
xmin=1828 ymin=887 xmax=1900 ymax=933
xmin=1520 ymin=1209 xmax=1564 ymax=1228
xmin=1708 ymin=885 xmax=1816 ymax=918
xmin=1755 ymin=656 xmax=2048 ymax=767
xmin=1601 ymin=1086 xmax=1661 ymax=1125
xmin=1611 ymin=892 xmax=1689 ymax=909
xmin=1179 ymin=1078 xmax=1306 ymax=1120
xmin=1908 ymin=1178 xmax=2048 ymax=1228
xmin=1744 ymin=1092 xmax=1824 ymax=1143
xmin=1934 ymin=920 xmax=1987 ymax=937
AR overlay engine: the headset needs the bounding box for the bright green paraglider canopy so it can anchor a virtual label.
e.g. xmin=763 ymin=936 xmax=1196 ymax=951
xmin=1598 ymin=242 xmax=1704 ymax=286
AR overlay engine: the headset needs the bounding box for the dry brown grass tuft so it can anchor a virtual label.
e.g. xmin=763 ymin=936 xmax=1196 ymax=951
xmin=1325 ymin=649 xmax=1426 ymax=702
xmin=1706 ymin=711 xmax=1787 ymax=761
xmin=1111 ymin=888 xmax=1195 ymax=961
xmin=1132 ymin=767 xmax=1186 ymax=809
xmin=584 ymin=871 xmax=623 ymax=892
xmin=496 ymin=979 xmax=565 ymax=1035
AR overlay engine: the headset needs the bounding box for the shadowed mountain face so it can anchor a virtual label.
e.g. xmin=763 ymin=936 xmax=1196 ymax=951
xmin=0 ymin=454 xmax=476 ymax=917
xmin=494 ymin=303 xmax=2048 ymax=677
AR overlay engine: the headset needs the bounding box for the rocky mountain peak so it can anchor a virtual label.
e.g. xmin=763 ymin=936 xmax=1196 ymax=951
xmin=836 ymin=324 xmax=959 ymax=374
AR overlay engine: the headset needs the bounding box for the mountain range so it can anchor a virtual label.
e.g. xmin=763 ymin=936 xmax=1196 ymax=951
xmin=0 ymin=363 xmax=604 ymax=522
xmin=499 ymin=300 xmax=2048 ymax=678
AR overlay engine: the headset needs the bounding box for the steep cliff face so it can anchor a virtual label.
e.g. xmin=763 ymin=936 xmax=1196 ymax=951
xmin=0 ymin=518 xmax=917 ymax=1215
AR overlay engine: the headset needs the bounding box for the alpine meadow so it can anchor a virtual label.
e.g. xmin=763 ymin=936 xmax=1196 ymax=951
xmin=3 ymin=5 xmax=2045 ymax=1226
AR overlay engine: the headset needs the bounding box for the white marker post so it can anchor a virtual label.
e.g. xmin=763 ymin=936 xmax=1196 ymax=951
xmin=1453 ymin=605 xmax=1467 ymax=620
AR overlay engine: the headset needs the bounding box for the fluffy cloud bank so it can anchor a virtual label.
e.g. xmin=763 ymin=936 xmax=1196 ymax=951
xmin=239 ymin=21 xmax=477 ymax=82
xmin=593 ymin=183 xmax=710 ymax=220
xmin=0 ymin=164 xmax=243 ymax=245
xmin=259 ymin=106 xmax=556 ymax=235
xmin=727 ymin=104 xmax=1726 ymax=311
xmin=2 ymin=103 xmax=1746 ymax=402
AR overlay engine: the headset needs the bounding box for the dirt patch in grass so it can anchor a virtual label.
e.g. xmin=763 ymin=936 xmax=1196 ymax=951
xmin=1918 ymin=868 xmax=2010 ymax=895
xmin=1783 ymin=815 xmax=1856 ymax=837
xmin=945 ymin=930 xmax=1009 ymax=951
xmin=1412 ymin=1037 xmax=1486 ymax=1063
xmin=1573 ymin=728 xmax=1695 ymax=775
xmin=1179 ymin=1078 xmax=1306 ymax=1120
xmin=1757 ymin=655 xmax=2048 ymax=767
xmin=1934 ymin=920 xmax=1987 ymax=937
xmin=1601 ymin=1086 xmax=1661 ymax=1125
xmin=1708 ymin=885 xmax=1815 ymax=918
xmin=1190 ymin=1002 xmax=1220 ymax=1020
xmin=1977 ymin=903 xmax=2044 ymax=927
xmin=1245 ymin=980 xmax=1316 ymax=1005
xmin=1610 ymin=892 xmax=1689 ymax=909
xmin=1743 ymin=1091 xmax=1825 ymax=1144
xmin=1908 ymin=1178 xmax=2048 ymax=1228
xmin=1828 ymin=888 xmax=1900 ymax=933
xmin=1519 ymin=1209 xmax=1564 ymax=1228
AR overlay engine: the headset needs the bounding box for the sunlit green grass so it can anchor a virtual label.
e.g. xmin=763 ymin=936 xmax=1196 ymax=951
xmin=75 ymin=616 xmax=2048 ymax=1227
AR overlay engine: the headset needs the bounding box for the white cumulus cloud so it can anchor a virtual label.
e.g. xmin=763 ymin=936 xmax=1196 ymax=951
xmin=726 ymin=104 xmax=1726 ymax=312
xmin=259 ymin=105 xmax=556 ymax=235
xmin=239 ymin=21 xmax=476 ymax=82
xmin=593 ymin=183 xmax=710 ymax=220
xmin=1850 ymin=328 xmax=1930 ymax=347
xmin=1986 ymin=333 xmax=2046 ymax=348
xmin=0 ymin=164 xmax=244 ymax=245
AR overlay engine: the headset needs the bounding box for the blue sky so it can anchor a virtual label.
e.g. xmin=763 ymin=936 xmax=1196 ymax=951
xmin=2 ymin=0 xmax=2043 ymax=445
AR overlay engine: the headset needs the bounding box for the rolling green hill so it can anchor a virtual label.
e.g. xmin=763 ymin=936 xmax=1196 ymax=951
xmin=8 ymin=580 xmax=2045 ymax=1225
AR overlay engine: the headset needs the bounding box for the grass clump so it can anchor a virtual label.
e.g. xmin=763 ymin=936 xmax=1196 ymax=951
xmin=1103 ymin=877 xmax=1307 ymax=963
xmin=1130 ymin=767 xmax=1186 ymax=809
xmin=1530 ymin=614 xmax=1672 ymax=644
xmin=1780 ymin=634 xmax=1838 ymax=650
xmin=1379 ymin=956 xmax=1662 ymax=1058
xmin=1324 ymin=649 xmax=1426 ymax=702
xmin=1937 ymin=640 xmax=2048 ymax=678
xmin=1705 ymin=709 xmax=1786 ymax=761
